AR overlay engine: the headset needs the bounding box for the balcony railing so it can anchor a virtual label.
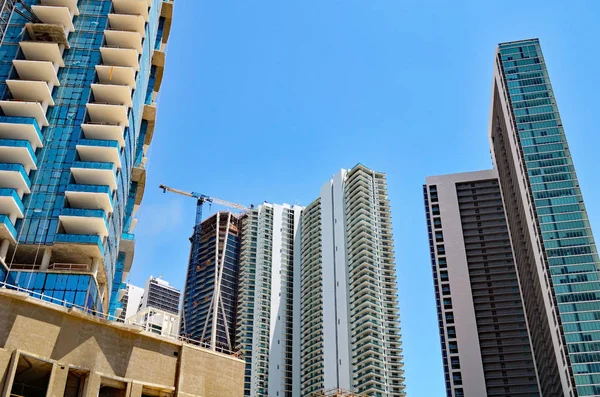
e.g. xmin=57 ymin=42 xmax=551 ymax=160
xmin=0 ymin=187 xmax=24 ymax=218
xmin=65 ymin=183 xmax=114 ymax=212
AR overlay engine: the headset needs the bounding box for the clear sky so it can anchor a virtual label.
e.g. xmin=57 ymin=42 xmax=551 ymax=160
xmin=132 ymin=1 xmax=600 ymax=395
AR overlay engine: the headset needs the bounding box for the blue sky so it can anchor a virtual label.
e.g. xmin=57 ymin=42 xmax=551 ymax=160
xmin=132 ymin=1 xmax=600 ymax=395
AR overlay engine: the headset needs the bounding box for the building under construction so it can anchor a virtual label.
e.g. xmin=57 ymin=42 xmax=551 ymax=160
xmin=180 ymin=211 xmax=242 ymax=351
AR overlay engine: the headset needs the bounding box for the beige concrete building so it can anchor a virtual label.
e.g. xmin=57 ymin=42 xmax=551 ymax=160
xmin=0 ymin=288 xmax=245 ymax=397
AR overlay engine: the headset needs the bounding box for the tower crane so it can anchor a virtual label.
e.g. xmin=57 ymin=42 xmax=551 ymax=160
xmin=159 ymin=184 xmax=249 ymax=351
xmin=159 ymin=184 xmax=248 ymax=227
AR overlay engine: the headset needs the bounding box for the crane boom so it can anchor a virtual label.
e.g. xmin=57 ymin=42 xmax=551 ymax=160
xmin=159 ymin=184 xmax=248 ymax=211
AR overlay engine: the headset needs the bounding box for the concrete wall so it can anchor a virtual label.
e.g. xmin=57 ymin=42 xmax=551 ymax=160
xmin=0 ymin=289 xmax=245 ymax=397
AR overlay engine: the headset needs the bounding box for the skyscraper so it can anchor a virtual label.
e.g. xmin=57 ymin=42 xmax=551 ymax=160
xmin=181 ymin=211 xmax=242 ymax=351
xmin=424 ymin=170 xmax=540 ymax=397
xmin=300 ymin=164 xmax=405 ymax=397
xmin=490 ymin=38 xmax=599 ymax=396
xmin=235 ymin=203 xmax=303 ymax=397
xmin=140 ymin=275 xmax=180 ymax=315
xmin=0 ymin=0 xmax=172 ymax=316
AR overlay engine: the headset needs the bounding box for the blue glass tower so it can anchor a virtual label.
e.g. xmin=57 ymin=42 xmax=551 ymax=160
xmin=491 ymin=39 xmax=600 ymax=396
xmin=0 ymin=0 xmax=173 ymax=316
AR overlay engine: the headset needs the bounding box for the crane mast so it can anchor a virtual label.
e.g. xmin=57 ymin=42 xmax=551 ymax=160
xmin=159 ymin=184 xmax=248 ymax=351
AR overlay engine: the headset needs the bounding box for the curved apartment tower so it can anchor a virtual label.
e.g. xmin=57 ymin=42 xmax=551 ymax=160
xmin=300 ymin=164 xmax=405 ymax=397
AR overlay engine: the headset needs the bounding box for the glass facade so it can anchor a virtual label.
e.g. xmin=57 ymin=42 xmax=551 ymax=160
xmin=499 ymin=39 xmax=600 ymax=396
xmin=181 ymin=212 xmax=241 ymax=349
xmin=0 ymin=0 xmax=172 ymax=316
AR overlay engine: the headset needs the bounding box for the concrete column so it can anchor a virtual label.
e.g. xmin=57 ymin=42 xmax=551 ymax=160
xmin=40 ymin=247 xmax=52 ymax=271
xmin=0 ymin=240 xmax=9 ymax=262
xmin=128 ymin=382 xmax=143 ymax=397
xmin=82 ymin=372 xmax=101 ymax=397
xmin=0 ymin=351 xmax=20 ymax=397
xmin=91 ymin=257 xmax=100 ymax=278
xmin=46 ymin=363 xmax=69 ymax=397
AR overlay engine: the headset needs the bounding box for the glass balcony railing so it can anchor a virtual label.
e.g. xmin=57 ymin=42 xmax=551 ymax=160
xmin=122 ymin=232 xmax=134 ymax=240
xmin=71 ymin=160 xmax=115 ymax=171
xmin=77 ymin=138 xmax=120 ymax=149
xmin=55 ymin=233 xmax=105 ymax=257
xmin=0 ymin=139 xmax=37 ymax=168
xmin=61 ymin=208 xmax=107 ymax=221
xmin=0 ymin=163 xmax=31 ymax=191
xmin=0 ymin=116 xmax=42 ymax=147
xmin=0 ymin=214 xmax=17 ymax=241
xmin=0 ymin=187 xmax=24 ymax=215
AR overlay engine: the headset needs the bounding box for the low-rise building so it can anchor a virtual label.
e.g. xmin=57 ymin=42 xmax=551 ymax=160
xmin=0 ymin=288 xmax=245 ymax=397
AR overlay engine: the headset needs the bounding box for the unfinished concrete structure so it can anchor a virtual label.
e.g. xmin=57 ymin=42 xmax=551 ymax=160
xmin=0 ymin=288 xmax=245 ymax=397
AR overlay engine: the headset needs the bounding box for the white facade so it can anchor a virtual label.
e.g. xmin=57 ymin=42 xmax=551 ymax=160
xmin=123 ymin=283 xmax=144 ymax=320
xmin=127 ymin=306 xmax=181 ymax=338
xmin=236 ymin=203 xmax=303 ymax=397
xmin=300 ymin=165 xmax=405 ymax=397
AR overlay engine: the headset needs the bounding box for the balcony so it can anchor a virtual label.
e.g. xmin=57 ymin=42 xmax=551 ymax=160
xmin=39 ymin=0 xmax=79 ymax=16
xmin=26 ymin=6 xmax=75 ymax=48
xmin=0 ymin=214 xmax=17 ymax=243
xmin=76 ymin=139 xmax=121 ymax=168
xmin=100 ymin=47 xmax=139 ymax=71
xmin=0 ymin=116 xmax=43 ymax=149
xmin=19 ymin=42 xmax=64 ymax=66
xmin=0 ymin=140 xmax=37 ymax=171
xmin=112 ymin=0 xmax=149 ymax=22
xmin=104 ymin=30 xmax=143 ymax=53
xmin=59 ymin=208 xmax=108 ymax=237
xmin=54 ymin=233 xmax=104 ymax=258
xmin=13 ymin=60 xmax=60 ymax=86
xmin=86 ymin=103 xmax=129 ymax=127
xmin=108 ymin=13 xmax=146 ymax=37
xmin=0 ymin=101 xmax=48 ymax=127
xmin=95 ymin=65 xmax=136 ymax=89
xmin=81 ymin=123 xmax=125 ymax=147
xmin=31 ymin=5 xmax=75 ymax=31
xmin=70 ymin=161 xmax=117 ymax=191
xmin=65 ymin=184 xmax=113 ymax=213
xmin=0 ymin=163 xmax=31 ymax=193
xmin=91 ymin=84 xmax=132 ymax=107
xmin=0 ymin=188 xmax=24 ymax=219
xmin=6 ymin=80 xmax=54 ymax=106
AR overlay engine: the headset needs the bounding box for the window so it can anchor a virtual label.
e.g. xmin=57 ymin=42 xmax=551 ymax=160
xmin=432 ymin=204 xmax=440 ymax=215
xmin=449 ymin=341 xmax=458 ymax=354
xmin=437 ymin=245 xmax=446 ymax=255
xmin=434 ymin=218 xmax=442 ymax=228
xmin=447 ymin=327 xmax=456 ymax=339
xmin=451 ymin=357 xmax=461 ymax=370
xmin=435 ymin=231 xmax=444 ymax=242
xmin=440 ymin=271 xmax=449 ymax=282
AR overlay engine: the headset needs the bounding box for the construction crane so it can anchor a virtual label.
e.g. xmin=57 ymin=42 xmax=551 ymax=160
xmin=159 ymin=184 xmax=249 ymax=351
xmin=159 ymin=184 xmax=248 ymax=226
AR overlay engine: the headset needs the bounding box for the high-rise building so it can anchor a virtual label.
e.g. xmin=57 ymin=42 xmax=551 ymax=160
xmin=181 ymin=211 xmax=242 ymax=350
xmin=0 ymin=0 xmax=173 ymax=316
xmin=141 ymin=275 xmax=180 ymax=315
xmin=423 ymin=170 xmax=540 ymax=397
xmin=490 ymin=38 xmax=600 ymax=396
xmin=235 ymin=203 xmax=303 ymax=397
xmin=300 ymin=164 xmax=405 ymax=397
xmin=118 ymin=282 xmax=144 ymax=321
